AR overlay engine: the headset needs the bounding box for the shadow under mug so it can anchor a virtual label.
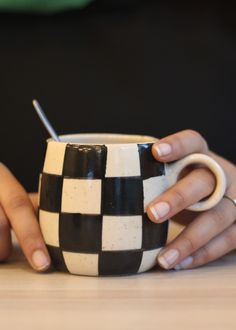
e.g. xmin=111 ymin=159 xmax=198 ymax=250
xmin=38 ymin=133 xmax=226 ymax=276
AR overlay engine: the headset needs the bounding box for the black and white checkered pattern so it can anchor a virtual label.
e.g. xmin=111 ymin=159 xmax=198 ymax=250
xmin=39 ymin=142 xmax=168 ymax=276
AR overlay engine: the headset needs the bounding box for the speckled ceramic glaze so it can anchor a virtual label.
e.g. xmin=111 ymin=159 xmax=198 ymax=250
xmin=38 ymin=133 xmax=226 ymax=276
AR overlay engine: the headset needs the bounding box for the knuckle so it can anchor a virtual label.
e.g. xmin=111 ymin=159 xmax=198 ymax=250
xmin=223 ymin=227 xmax=236 ymax=249
xmin=185 ymin=129 xmax=201 ymax=137
xmin=223 ymin=193 xmax=236 ymax=220
xmin=195 ymin=245 xmax=209 ymax=264
xmin=186 ymin=129 xmax=203 ymax=141
xmin=7 ymin=194 xmax=29 ymax=211
xmin=210 ymin=207 xmax=226 ymax=227
xmin=172 ymin=187 xmax=186 ymax=208
xmin=22 ymin=232 xmax=43 ymax=252
xmin=172 ymin=134 xmax=186 ymax=155
xmin=232 ymin=225 xmax=236 ymax=249
xmin=186 ymin=130 xmax=209 ymax=152
xmin=180 ymin=235 xmax=196 ymax=252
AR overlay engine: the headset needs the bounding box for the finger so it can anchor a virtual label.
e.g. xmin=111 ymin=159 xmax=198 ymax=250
xmin=147 ymin=167 xmax=215 ymax=223
xmin=171 ymin=210 xmax=197 ymax=226
xmin=0 ymin=163 xmax=50 ymax=271
xmin=156 ymin=197 xmax=236 ymax=269
xmin=152 ymin=129 xmax=209 ymax=162
xmin=0 ymin=206 xmax=12 ymax=261
xmin=174 ymin=223 xmax=236 ymax=270
xmin=29 ymin=193 xmax=39 ymax=213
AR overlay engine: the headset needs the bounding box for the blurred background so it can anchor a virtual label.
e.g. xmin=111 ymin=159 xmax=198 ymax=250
xmin=0 ymin=0 xmax=235 ymax=191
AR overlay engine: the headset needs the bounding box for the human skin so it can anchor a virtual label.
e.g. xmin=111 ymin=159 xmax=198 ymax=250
xmin=147 ymin=130 xmax=236 ymax=270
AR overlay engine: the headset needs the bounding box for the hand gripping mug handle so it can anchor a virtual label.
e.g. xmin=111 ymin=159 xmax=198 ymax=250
xmin=165 ymin=153 xmax=227 ymax=212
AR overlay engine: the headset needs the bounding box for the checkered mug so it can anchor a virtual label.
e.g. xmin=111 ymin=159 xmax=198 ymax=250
xmin=38 ymin=133 xmax=226 ymax=276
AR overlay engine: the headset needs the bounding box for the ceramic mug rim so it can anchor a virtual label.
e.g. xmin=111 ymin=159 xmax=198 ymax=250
xmin=47 ymin=133 xmax=158 ymax=145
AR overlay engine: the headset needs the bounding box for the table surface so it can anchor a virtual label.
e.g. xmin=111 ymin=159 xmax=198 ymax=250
xmin=1 ymin=223 xmax=236 ymax=330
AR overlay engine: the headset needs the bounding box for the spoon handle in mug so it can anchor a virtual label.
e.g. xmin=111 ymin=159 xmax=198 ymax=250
xmin=32 ymin=99 xmax=60 ymax=142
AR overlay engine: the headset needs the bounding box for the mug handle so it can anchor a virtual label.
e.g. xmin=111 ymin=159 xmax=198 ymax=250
xmin=165 ymin=153 xmax=227 ymax=212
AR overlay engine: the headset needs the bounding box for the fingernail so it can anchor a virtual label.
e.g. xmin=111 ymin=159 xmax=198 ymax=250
xmin=149 ymin=202 xmax=170 ymax=221
xmin=174 ymin=256 xmax=193 ymax=271
xmin=155 ymin=143 xmax=172 ymax=157
xmin=32 ymin=249 xmax=50 ymax=271
xmin=158 ymin=249 xmax=179 ymax=269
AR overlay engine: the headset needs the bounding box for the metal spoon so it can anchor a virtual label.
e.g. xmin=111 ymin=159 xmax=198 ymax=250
xmin=32 ymin=99 xmax=60 ymax=142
